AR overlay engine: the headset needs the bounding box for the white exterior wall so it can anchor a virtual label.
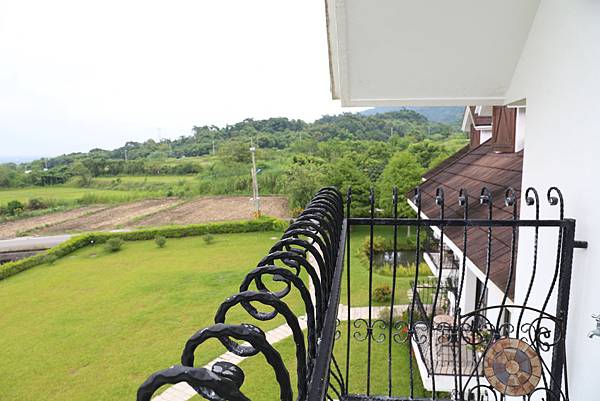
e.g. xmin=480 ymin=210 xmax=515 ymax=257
xmin=505 ymin=2 xmax=600 ymax=399
xmin=479 ymin=129 xmax=492 ymax=145
xmin=514 ymin=107 xmax=526 ymax=152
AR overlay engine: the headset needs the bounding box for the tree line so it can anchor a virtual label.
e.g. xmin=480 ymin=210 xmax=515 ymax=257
xmin=0 ymin=110 xmax=467 ymax=216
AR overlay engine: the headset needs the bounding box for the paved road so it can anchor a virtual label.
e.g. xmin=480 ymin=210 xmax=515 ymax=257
xmin=0 ymin=235 xmax=72 ymax=253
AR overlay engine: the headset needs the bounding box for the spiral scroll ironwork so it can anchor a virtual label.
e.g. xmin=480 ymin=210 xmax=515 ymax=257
xmin=137 ymin=188 xmax=345 ymax=401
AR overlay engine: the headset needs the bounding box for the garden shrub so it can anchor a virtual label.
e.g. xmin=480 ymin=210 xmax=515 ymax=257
xmin=43 ymin=254 xmax=58 ymax=265
xmin=202 ymin=234 xmax=214 ymax=245
xmin=104 ymin=238 xmax=124 ymax=252
xmin=0 ymin=217 xmax=286 ymax=281
xmin=27 ymin=198 xmax=47 ymax=210
xmin=360 ymin=235 xmax=388 ymax=257
xmin=6 ymin=200 xmax=24 ymax=216
xmin=154 ymin=235 xmax=167 ymax=248
xmin=373 ymin=284 xmax=392 ymax=302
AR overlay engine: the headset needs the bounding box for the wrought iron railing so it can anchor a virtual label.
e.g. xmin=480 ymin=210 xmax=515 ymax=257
xmin=424 ymin=249 xmax=459 ymax=271
xmin=137 ymin=187 xmax=346 ymax=401
xmin=138 ymin=186 xmax=583 ymax=401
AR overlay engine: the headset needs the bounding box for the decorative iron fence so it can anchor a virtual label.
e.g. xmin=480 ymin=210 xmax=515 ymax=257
xmin=137 ymin=187 xmax=347 ymax=401
xmin=138 ymin=185 xmax=584 ymax=401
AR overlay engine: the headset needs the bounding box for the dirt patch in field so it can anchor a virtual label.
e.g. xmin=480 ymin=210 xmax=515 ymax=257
xmin=131 ymin=196 xmax=289 ymax=227
xmin=34 ymin=199 xmax=180 ymax=235
xmin=0 ymin=206 xmax=106 ymax=240
xmin=0 ymin=196 xmax=289 ymax=239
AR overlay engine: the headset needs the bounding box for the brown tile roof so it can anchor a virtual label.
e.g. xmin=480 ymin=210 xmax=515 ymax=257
xmin=422 ymin=144 xmax=470 ymax=181
xmin=409 ymin=141 xmax=523 ymax=299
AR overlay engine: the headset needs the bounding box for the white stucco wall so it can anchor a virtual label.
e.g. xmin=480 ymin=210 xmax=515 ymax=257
xmin=514 ymin=107 xmax=526 ymax=152
xmin=505 ymin=1 xmax=600 ymax=399
xmin=479 ymin=129 xmax=492 ymax=145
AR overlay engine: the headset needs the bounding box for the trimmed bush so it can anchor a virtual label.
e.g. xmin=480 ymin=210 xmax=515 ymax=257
xmin=104 ymin=238 xmax=124 ymax=253
xmin=0 ymin=217 xmax=285 ymax=281
xmin=43 ymin=254 xmax=59 ymax=265
xmin=202 ymin=234 xmax=214 ymax=245
xmin=373 ymin=284 xmax=392 ymax=303
xmin=154 ymin=235 xmax=167 ymax=248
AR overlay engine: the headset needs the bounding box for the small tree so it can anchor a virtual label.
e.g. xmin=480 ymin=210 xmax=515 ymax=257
xmin=376 ymin=151 xmax=423 ymax=217
xmin=70 ymin=161 xmax=92 ymax=187
xmin=155 ymin=235 xmax=167 ymax=248
xmin=104 ymin=237 xmax=124 ymax=253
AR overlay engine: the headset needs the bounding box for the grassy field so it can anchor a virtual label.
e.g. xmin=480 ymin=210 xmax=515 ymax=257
xmin=0 ymin=222 xmax=434 ymax=400
xmin=0 ymin=186 xmax=156 ymax=207
xmin=343 ymin=226 xmax=433 ymax=306
xmin=92 ymin=175 xmax=197 ymax=184
xmin=191 ymin=321 xmax=428 ymax=400
xmin=0 ymin=231 xmax=308 ymax=401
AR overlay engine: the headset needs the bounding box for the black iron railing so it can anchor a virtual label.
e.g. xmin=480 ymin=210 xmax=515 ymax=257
xmin=137 ymin=187 xmax=346 ymax=401
xmin=138 ymin=186 xmax=583 ymax=401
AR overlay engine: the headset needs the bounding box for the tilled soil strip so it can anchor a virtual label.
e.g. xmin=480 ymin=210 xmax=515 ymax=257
xmin=34 ymin=199 xmax=180 ymax=235
xmin=132 ymin=196 xmax=289 ymax=227
xmin=0 ymin=206 xmax=107 ymax=240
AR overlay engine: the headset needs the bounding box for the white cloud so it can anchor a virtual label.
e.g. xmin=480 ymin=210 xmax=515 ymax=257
xmin=0 ymin=0 xmax=358 ymax=157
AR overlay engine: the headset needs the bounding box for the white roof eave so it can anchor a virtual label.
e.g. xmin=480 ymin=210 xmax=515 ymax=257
xmin=325 ymin=0 xmax=540 ymax=107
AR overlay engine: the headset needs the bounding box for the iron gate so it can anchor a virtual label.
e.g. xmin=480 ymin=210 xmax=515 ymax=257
xmin=137 ymin=186 xmax=582 ymax=401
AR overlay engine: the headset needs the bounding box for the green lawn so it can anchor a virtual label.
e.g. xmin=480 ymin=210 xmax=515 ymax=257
xmin=0 ymin=186 xmax=155 ymax=207
xmin=0 ymin=223 xmax=434 ymax=401
xmin=0 ymin=231 xmax=308 ymax=401
xmin=191 ymin=321 xmax=427 ymax=400
xmin=343 ymin=225 xmax=433 ymax=307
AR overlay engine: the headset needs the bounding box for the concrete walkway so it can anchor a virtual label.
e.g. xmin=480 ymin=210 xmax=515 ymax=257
xmin=152 ymin=304 xmax=408 ymax=401
xmin=0 ymin=234 xmax=72 ymax=252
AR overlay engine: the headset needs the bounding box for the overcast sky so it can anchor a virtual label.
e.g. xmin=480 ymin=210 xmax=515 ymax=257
xmin=0 ymin=0 xmax=356 ymax=158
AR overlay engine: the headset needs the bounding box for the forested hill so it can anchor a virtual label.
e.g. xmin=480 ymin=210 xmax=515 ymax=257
xmin=0 ymin=110 xmax=467 ymax=216
xmin=31 ymin=110 xmax=456 ymax=164
xmin=360 ymin=106 xmax=464 ymax=126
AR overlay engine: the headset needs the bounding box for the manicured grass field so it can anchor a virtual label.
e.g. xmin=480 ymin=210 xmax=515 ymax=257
xmin=190 ymin=321 xmax=428 ymax=400
xmin=343 ymin=226 xmax=433 ymax=306
xmin=0 ymin=223 xmax=432 ymax=401
xmin=0 ymin=231 xmax=305 ymax=401
xmin=0 ymin=186 xmax=154 ymax=207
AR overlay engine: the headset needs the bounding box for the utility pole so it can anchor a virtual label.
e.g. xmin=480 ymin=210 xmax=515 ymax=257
xmin=212 ymin=140 xmax=216 ymax=155
xmin=250 ymin=138 xmax=261 ymax=218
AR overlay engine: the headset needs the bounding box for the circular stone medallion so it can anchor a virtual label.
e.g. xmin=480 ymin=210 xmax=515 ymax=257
xmin=483 ymin=338 xmax=542 ymax=396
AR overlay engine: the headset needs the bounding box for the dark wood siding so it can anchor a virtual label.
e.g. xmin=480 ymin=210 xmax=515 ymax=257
xmin=491 ymin=106 xmax=517 ymax=153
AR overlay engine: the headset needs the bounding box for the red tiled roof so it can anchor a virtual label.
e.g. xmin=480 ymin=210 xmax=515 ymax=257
xmin=409 ymin=141 xmax=523 ymax=299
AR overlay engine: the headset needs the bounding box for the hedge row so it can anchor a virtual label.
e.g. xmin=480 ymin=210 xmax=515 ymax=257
xmin=0 ymin=217 xmax=288 ymax=281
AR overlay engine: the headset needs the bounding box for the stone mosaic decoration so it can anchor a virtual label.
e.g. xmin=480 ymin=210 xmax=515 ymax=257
xmin=484 ymin=338 xmax=542 ymax=396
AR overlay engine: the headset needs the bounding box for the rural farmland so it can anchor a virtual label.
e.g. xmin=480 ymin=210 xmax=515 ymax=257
xmin=0 ymin=195 xmax=289 ymax=239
